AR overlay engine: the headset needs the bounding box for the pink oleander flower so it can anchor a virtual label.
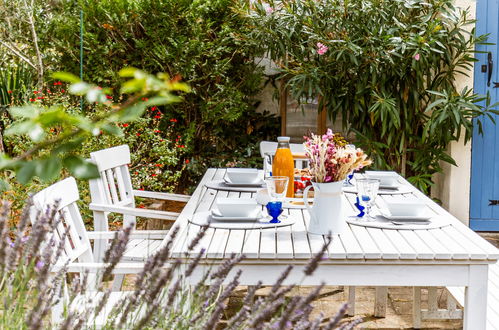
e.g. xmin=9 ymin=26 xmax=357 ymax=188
xmin=266 ymin=6 xmax=274 ymax=14
xmin=316 ymin=42 xmax=328 ymax=55
xmin=414 ymin=53 xmax=420 ymax=61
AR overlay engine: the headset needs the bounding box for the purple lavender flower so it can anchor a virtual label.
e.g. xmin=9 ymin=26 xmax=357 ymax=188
xmin=35 ymin=260 xmax=44 ymax=271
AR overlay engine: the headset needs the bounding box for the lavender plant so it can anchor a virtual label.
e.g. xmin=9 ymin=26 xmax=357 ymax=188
xmin=1 ymin=200 xmax=362 ymax=329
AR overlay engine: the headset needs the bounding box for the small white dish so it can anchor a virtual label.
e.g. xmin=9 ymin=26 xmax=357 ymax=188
xmin=384 ymin=198 xmax=426 ymax=217
xmin=379 ymin=209 xmax=431 ymax=221
xmin=215 ymin=197 xmax=258 ymax=217
xmin=226 ymin=168 xmax=260 ymax=184
xmin=211 ymin=208 xmax=262 ymax=221
xmin=366 ymin=171 xmax=399 ymax=187
xmin=223 ymin=177 xmax=265 ymax=187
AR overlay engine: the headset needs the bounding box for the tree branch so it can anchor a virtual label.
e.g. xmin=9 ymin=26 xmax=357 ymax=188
xmin=23 ymin=0 xmax=43 ymax=87
xmin=0 ymin=39 xmax=36 ymax=69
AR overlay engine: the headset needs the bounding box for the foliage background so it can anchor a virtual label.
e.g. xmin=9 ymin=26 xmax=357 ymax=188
xmin=250 ymin=0 xmax=497 ymax=193
xmin=0 ymin=0 xmax=278 ymax=214
xmin=45 ymin=0 xmax=278 ymax=191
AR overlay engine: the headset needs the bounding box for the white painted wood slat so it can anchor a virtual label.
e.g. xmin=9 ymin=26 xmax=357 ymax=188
xmin=288 ymin=208 xmax=311 ymax=259
xmin=381 ymin=229 xmax=417 ymax=259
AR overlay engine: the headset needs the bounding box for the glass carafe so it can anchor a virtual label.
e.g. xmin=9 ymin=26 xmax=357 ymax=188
xmin=272 ymin=136 xmax=295 ymax=198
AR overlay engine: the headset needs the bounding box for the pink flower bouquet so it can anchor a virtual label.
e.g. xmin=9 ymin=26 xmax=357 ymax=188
xmin=303 ymin=129 xmax=372 ymax=183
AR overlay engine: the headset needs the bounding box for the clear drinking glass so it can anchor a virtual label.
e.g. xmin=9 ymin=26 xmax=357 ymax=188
xmin=265 ymin=176 xmax=289 ymax=202
xmin=265 ymin=176 xmax=289 ymax=223
xmin=356 ymin=178 xmax=380 ymax=221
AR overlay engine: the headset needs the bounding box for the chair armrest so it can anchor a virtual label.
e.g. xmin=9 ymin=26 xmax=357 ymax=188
xmin=133 ymin=190 xmax=190 ymax=202
xmin=87 ymin=230 xmax=168 ymax=240
xmin=53 ymin=262 xmax=147 ymax=274
xmin=89 ymin=203 xmax=179 ymax=221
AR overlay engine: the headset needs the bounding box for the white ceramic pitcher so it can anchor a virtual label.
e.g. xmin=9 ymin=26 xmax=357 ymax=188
xmin=303 ymin=181 xmax=346 ymax=235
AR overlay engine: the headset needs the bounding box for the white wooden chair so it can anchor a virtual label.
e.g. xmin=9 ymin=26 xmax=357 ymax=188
xmin=259 ymin=140 xmax=309 ymax=174
xmin=31 ymin=177 xmax=164 ymax=295
xmin=88 ymin=145 xmax=190 ymax=262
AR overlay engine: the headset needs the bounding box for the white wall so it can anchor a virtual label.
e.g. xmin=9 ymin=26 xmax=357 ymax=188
xmin=432 ymin=0 xmax=476 ymax=225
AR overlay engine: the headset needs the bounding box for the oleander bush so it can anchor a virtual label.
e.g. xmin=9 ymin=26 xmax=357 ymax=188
xmin=250 ymin=0 xmax=499 ymax=193
xmin=0 ymin=200 xmax=362 ymax=329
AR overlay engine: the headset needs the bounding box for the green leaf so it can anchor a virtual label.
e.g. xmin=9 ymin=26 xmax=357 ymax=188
xmin=53 ymin=137 xmax=85 ymax=154
xmin=0 ymin=179 xmax=10 ymax=192
xmin=63 ymin=156 xmax=99 ymax=179
xmin=119 ymin=67 xmax=138 ymax=78
xmin=51 ymin=72 xmax=81 ymax=83
xmin=17 ymin=161 xmax=37 ymax=184
xmin=8 ymin=106 xmax=38 ymax=119
xmin=36 ymin=157 xmax=62 ymax=182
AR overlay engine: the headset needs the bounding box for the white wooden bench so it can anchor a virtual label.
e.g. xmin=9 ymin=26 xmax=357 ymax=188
xmin=414 ymin=261 xmax=499 ymax=329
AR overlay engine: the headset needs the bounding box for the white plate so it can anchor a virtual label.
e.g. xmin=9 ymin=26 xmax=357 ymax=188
xmin=343 ymin=184 xmax=414 ymax=195
xmin=211 ymin=208 xmax=262 ymax=221
xmin=189 ymin=211 xmax=295 ymax=229
xmin=223 ymin=177 xmax=265 ymax=187
xmin=378 ymin=209 xmax=431 ymax=221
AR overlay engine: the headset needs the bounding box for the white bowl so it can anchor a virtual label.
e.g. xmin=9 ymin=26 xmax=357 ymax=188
xmin=366 ymin=171 xmax=399 ymax=187
xmin=226 ymin=168 xmax=259 ymax=184
xmin=385 ymin=199 xmax=426 ymax=217
xmin=215 ymin=198 xmax=258 ymax=217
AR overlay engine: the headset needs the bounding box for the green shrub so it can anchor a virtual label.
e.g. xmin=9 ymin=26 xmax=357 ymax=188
xmin=46 ymin=0 xmax=278 ymax=189
xmin=250 ymin=0 xmax=498 ymax=193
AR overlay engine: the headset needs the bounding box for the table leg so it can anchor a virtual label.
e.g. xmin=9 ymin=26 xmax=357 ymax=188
xmin=374 ymin=286 xmax=387 ymax=317
xmin=347 ymin=286 xmax=355 ymax=316
xmin=464 ymin=265 xmax=488 ymax=330
xmin=413 ymin=287 xmax=422 ymax=329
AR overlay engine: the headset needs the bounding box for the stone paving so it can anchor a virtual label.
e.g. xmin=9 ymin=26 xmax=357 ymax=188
xmin=231 ymin=286 xmax=463 ymax=329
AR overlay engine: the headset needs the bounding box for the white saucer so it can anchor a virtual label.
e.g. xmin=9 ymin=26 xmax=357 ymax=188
xmin=211 ymin=208 xmax=262 ymax=221
xmin=378 ymin=209 xmax=431 ymax=221
xmin=223 ymin=177 xmax=265 ymax=187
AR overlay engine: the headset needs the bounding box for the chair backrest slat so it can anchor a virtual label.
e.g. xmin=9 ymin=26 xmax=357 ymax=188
xmin=106 ymin=169 xmax=120 ymax=203
xmin=113 ymin=167 xmax=128 ymax=201
xmin=31 ymin=177 xmax=94 ymax=264
xmin=90 ymin=145 xmax=135 ymax=208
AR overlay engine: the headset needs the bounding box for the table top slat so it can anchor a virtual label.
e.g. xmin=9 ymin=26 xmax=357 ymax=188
xmin=206 ymin=228 xmax=230 ymax=258
xmin=276 ymin=227 xmax=294 ymax=259
xmin=224 ymin=229 xmax=245 ymax=257
xmin=288 ymin=208 xmax=312 ymax=259
xmin=241 ymin=228 xmax=261 ymax=259
xmin=426 ymin=227 xmax=470 ymax=260
xmin=412 ymin=230 xmax=453 ymax=260
xmin=440 ymin=225 xmax=488 ymax=260
xmin=365 ymin=227 xmax=399 ymax=259
xmin=398 ymin=230 xmax=435 ymax=259
xmin=451 ymin=220 xmax=499 ymax=259
xmin=348 ymin=224 xmax=383 ymax=259
xmin=381 ymin=229 xmax=418 ymax=259
xmin=260 ymin=228 xmax=277 ymax=259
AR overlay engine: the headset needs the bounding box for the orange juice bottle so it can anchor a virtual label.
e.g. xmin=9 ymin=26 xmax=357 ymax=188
xmin=272 ymin=136 xmax=294 ymax=198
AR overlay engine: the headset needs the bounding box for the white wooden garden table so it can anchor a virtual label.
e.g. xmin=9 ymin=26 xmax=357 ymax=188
xmin=166 ymin=168 xmax=499 ymax=329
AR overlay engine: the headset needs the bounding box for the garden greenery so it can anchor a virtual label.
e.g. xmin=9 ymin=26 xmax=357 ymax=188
xmin=45 ymin=0 xmax=278 ymax=190
xmin=0 ymin=68 xmax=189 ymax=189
xmin=250 ymin=0 xmax=499 ymax=193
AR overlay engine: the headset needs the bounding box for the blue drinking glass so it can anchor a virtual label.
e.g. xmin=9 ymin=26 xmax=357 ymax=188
xmin=266 ymin=201 xmax=283 ymax=223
